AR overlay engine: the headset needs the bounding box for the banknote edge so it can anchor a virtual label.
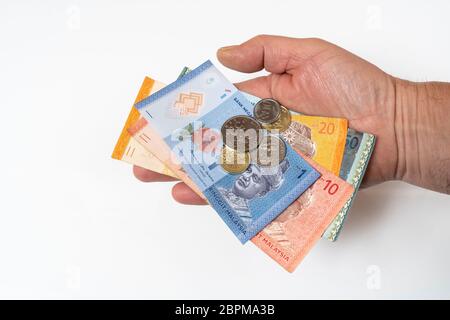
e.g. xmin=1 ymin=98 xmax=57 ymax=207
xmin=251 ymin=157 xmax=354 ymax=272
xmin=131 ymin=66 xmax=321 ymax=244
xmin=285 ymin=180 xmax=355 ymax=272
xmin=241 ymin=167 xmax=321 ymax=243
xmin=206 ymin=162 xmax=321 ymax=244
xmin=323 ymin=133 xmax=376 ymax=241
xmin=113 ymin=68 xmax=190 ymax=176
xmin=331 ymin=119 xmax=349 ymax=176
xmin=177 ymin=66 xmax=191 ymax=78
xmin=134 ymin=60 xmax=213 ymax=110
xmin=111 ymin=77 xmax=154 ymax=160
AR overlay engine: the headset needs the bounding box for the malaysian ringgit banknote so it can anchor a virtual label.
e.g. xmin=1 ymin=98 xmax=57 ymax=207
xmin=252 ymin=155 xmax=354 ymax=272
xmin=323 ymin=128 xmax=376 ymax=241
xmin=112 ymin=77 xmax=177 ymax=178
xmin=125 ymin=71 xmax=205 ymax=199
xmin=118 ymin=71 xmax=365 ymax=244
xmin=289 ymin=114 xmax=347 ymax=176
xmin=244 ymin=94 xmax=375 ymax=242
xmin=242 ymin=93 xmax=348 ymax=176
xmin=125 ymin=72 xmax=352 ymax=249
xmin=134 ymin=60 xmax=320 ymax=243
xmin=127 ymin=114 xmax=205 ymax=199
xmin=112 ymin=68 xmax=192 ymax=176
xmin=179 ymin=67 xmax=347 ymax=178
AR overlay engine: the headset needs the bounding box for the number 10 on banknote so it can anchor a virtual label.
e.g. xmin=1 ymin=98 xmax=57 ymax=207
xmin=135 ymin=60 xmax=320 ymax=244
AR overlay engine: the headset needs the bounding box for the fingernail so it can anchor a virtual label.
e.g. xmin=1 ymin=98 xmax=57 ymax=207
xmin=217 ymin=45 xmax=236 ymax=57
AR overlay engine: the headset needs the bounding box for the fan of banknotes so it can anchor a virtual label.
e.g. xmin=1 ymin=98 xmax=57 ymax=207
xmin=112 ymin=62 xmax=376 ymax=272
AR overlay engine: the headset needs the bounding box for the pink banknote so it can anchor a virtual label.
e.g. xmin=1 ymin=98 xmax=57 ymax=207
xmin=252 ymin=155 xmax=354 ymax=272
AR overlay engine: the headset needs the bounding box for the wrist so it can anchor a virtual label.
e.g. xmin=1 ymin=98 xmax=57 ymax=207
xmin=393 ymin=78 xmax=450 ymax=193
xmin=393 ymin=78 xmax=419 ymax=182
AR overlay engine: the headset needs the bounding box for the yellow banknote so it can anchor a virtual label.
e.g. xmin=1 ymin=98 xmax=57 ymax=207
xmin=111 ymin=77 xmax=177 ymax=178
xmin=283 ymin=114 xmax=348 ymax=175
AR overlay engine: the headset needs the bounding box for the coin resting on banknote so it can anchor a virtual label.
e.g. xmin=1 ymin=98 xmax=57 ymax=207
xmin=220 ymin=99 xmax=291 ymax=169
xmin=252 ymin=135 xmax=287 ymax=167
xmin=221 ymin=115 xmax=262 ymax=152
xmin=220 ymin=145 xmax=250 ymax=174
xmin=253 ymin=98 xmax=281 ymax=124
xmin=262 ymin=105 xmax=292 ymax=133
xmin=112 ymin=61 xmax=375 ymax=272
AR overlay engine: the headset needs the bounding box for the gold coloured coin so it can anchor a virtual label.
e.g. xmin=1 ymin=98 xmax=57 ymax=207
xmin=220 ymin=146 xmax=250 ymax=174
xmin=221 ymin=115 xmax=262 ymax=152
xmin=262 ymin=105 xmax=292 ymax=132
xmin=252 ymin=135 xmax=287 ymax=167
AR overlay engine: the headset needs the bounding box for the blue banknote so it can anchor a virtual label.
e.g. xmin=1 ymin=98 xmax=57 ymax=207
xmin=135 ymin=60 xmax=320 ymax=243
xmin=245 ymin=91 xmax=376 ymax=241
xmin=322 ymin=128 xmax=376 ymax=241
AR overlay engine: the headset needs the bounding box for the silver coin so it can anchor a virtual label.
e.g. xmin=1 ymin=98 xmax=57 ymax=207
xmin=252 ymin=135 xmax=286 ymax=166
xmin=253 ymin=98 xmax=281 ymax=124
xmin=221 ymin=115 xmax=262 ymax=152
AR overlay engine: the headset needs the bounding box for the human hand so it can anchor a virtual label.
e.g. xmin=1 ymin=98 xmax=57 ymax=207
xmin=134 ymin=35 xmax=450 ymax=203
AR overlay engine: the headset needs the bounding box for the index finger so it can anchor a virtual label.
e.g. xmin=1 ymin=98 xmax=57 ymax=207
xmin=133 ymin=165 xmax=179 ymax=182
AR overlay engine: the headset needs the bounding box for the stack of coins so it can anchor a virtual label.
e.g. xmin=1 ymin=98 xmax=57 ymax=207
xmin=220 ymin=115 xmax=259 ymax=174
xmin=221 ymin=115 xmax=262 ymax=152
xmin=220 ymin=145 xmax=250 ymax=174
xmin=254 ymin=135 xmax=287 ymax=167
xmin=220 ymin=98 xmax=292 ymax=174
xmin=254 ymin=98 xmax=292 ymax=133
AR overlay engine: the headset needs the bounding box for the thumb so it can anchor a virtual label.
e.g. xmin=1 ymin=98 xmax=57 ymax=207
xmin=217 ymin=35 xmax=300 ymax=73
xmin=217 ymin=35 xmax=323 ymax=74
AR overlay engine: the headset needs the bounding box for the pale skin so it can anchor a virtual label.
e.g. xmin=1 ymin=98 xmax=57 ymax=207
xmin=134 ymin=35 xmax=450 ymax=205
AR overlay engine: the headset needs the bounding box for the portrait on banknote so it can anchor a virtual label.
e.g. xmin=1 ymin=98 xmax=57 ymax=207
xmin=264 ymin=189 xmax=314 ymax=249
xmin=217 ymin=159 xmax=290 ymax=223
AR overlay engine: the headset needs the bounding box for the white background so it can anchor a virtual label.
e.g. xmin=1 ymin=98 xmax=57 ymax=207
xmin=0 ymin=0 xmax=449 ymax=299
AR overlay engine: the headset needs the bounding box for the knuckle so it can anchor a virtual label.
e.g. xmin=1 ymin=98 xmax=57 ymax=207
xmin=252 ymin=34 xmax=270 ymax=43
xmin=304 ymin=37 xmax=329 ymax=47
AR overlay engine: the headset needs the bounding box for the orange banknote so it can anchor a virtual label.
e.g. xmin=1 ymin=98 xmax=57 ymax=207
xmin=243 ymin=92 xmax=347 ymax=175
xmin=119 ymin=75 xmax=205 ymax=200
xmin=252 ymin=155 xmax=354 ymax=272
xmin=286 ymin=114 xmax=347 ymax=176
xmin=111 ymin=77 xmax=177 ymax=178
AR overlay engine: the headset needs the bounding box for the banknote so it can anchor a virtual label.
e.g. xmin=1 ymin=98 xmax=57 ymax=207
xmin=123 ymin=73 xmax=345 ymax=183
xmin=124 ymin=69 xmax=206 ymax=199
xmin=112 ymin=68 xmax=193 ymax=176
xmin=128 ymin=114 xmax=205 ymax=199
xmin=252 ymin=154 xmax=354 ymax=272
xmin=242 ymin=93 xmax=370 ymax=243
xmin=177 ymin=66 xmax=191 ymax=78
xmin=134 ymin=60 xmax=321 ymax=243
xmin=322 ymin=128 xmax=376 ymax=241
xmin=111 ymin=77 xmax=177 ymax=178
xmin=288 ymin=114 xmax=347 ymax=176
xmin=242 ymin=93 xmax=347 ymax=175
